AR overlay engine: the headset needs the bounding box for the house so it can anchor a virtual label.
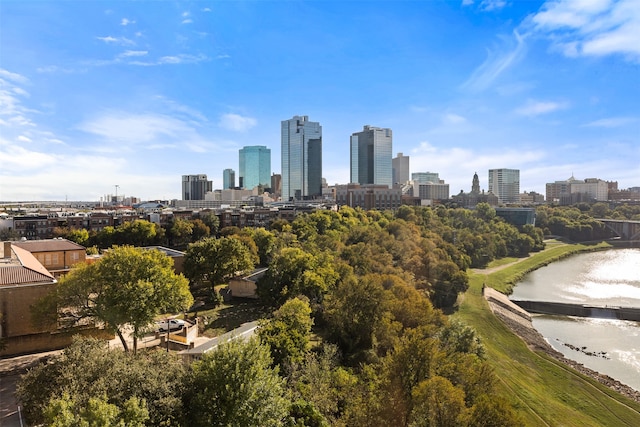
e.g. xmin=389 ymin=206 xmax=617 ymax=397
xmin=227 ymin=268 xmax=268 ymax=299
xmin=12 ymin=238 xmax=86 ymax=277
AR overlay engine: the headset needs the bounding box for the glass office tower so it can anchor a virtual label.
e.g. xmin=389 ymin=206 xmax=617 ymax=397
xmin=281 ymin=116 xmax=322 ymax=201
xmin=239 ymin=146 xmax=271 ymax=190
xmin=223 ymin=168 xmax=235 ymax=189
xmin=350 ymin=125 xmax=393 ymax=188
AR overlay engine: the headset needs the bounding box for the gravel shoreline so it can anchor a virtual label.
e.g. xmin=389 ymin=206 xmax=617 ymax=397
xmin=488 ymin=301 xmax=640 ymax=403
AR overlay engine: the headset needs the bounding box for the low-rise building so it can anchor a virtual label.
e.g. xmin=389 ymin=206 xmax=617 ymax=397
xmin=12 ymin=238 xmax=87 ymax=277
xmin=0 ymin=241 xmax=61 ymax=356
xmin=335 ymin=184 xmax=403 ymax=210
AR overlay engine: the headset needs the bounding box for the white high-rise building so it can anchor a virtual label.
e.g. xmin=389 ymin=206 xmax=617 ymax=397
xmin=488 ymin=168 xmax=520 ymax=203
xmin=392 ymin=152 xmax=410 ymax=185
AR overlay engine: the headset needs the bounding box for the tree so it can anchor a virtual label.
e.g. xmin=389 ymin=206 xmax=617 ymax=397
xmin=168 ymin=218 xmax=194 ymax=248
xmin=44 ymin=394 xmax=149 ymax=427
xmin=409 ymin=376 xmax=466 ymax=427
xmin=463 ymin=395 xmax=524 ymax=427
xmin=323 ymin=275 xmax=387 ymax=362
xmin=199 ymin=211 xmax=220 ymax=236
xmin=258 ymin=248 xmax=338 ymax=305
xmin=33 ymin=246 xmax=193 ymax=353
xmin=183 ymin=237 xmax=255 ymax=293
xmin=114 ymin=220 xmax=163 ymax=247
xmin=184 ymin=338 xmax=290 ymax=427
xmin=17 ymin=337 xmax=186 ymax=426
xmin=259 ymin=297 xmax=313 ymax=369
xmin=191 ymin=218 xmax=210 ymax=241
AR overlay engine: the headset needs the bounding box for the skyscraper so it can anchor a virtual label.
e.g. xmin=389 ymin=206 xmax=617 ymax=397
xmin=281 ymin=116 xmax=322 ymax=201
xmin=488 ymin=168 xmax=520 ymax=203
xmin=223 ymin=168 xmax=235 ymax=189
xmin=392 ymin=152 xmax=410 ymax=185
xmin=239 ymin=146 xmax=271 ymax=190
xmin=182 ymin=174 xmax=212 ymax=200
xmin=350 ymin=125 xmax=392 ymax=188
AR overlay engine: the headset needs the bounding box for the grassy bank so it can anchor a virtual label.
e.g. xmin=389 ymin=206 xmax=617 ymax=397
xmin=485 ymin=241 xmax=611 ymax=295
xmin=456 ymin=243 xmax=640 ymax=426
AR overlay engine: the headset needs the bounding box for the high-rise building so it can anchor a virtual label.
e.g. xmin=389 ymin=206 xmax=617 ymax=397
xmin=392 ymin=152 xmax=410 ymax=185
xmin=281 ymin=116 xmax=323 ymax=201
xmin=239 ymin=146 xmax=271 ymax=190
xmin=350 ymin=125 xmax=393 ymax=188
xmin=182 ymin=174 xmax=212 ymax=200
xmin=223 ymin=169 xmax=235 ymax=189
xmin=412 ymin=172 xmax=441 ymax=184
xmin=488 ymin=168 xmax=520 ymax=203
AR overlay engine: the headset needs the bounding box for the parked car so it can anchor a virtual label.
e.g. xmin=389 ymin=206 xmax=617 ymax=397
xmin=156 ymin=319 xmax=186 ymax=332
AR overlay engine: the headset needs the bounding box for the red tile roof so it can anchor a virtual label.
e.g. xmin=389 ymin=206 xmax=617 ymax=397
xmin=0 ymin=245 xmax=56 ymax=286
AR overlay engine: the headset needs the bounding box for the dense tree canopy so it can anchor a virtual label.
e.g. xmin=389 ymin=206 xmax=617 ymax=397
xmin=184 ymin=338 xmax=290 ymax=427
xmin=17 ymin=337 xmax=187 ymax=427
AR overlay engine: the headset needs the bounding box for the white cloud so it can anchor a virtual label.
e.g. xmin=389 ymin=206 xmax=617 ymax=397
xmin=0 ymin=69 xmax=29 ymax=84
xmin=462 ymin=0 xmax=474 ymax=6
xmin=36 ymin=65 xmax=80 ymax=74
xmin=461 ymin=30 xmax=526 ymax=92
xmin=584 ymin=116 xmax=636 ymax=127
xmin=527 ymin=0 xmax=640 ymax=61
xmin=182 ymin=11 xmax=190 ymax=17
xmin=202 ymin=7 xmax=212 ymax=12
xmin=218 ymin=113 xmax=257 ymax=132
xmin=216 ymin=54 xmax=231 ymax=60
xmin=119 ymin=50 xmax=148 ymax=58
xmin=96 ymin=36 xmax=135 ymax=46
xmin=515 ymin=100 xmax=569 ymax=116
xmin=158 ymin=54 xmax=206 ymax=64
xmin=182 ymin=19 xmax=193 ymax=24
xmin=78 ymin=112 xmax=194 ymax=144
xmin=128 ymin=54 xmax=208 ymax=66
xmin=443 ymin=113 xmax=467 ymax=124
xmin=480 ymin=0 xmax=507 ymax=11
xmin=121 ymin=18 xmax=135 ymax=26
xmin=0 ymin=145 xmax=59 ymax=171
xmin=17 ymin=135 xmax=31 ymax=143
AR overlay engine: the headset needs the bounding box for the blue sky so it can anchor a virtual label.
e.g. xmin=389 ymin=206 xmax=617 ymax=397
xmin=1 ymin=0 xmax=638 ymax=202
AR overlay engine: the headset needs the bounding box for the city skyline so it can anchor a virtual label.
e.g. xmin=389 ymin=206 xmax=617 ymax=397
xmin=1 ymin=1 xmax=638 ymax=201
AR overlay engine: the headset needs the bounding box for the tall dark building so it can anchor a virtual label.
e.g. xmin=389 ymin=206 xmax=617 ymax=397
xmin=350 ymin=125 xmax=393 ymax=188
xmin=182 ymin=174 xmax=212 ymax=200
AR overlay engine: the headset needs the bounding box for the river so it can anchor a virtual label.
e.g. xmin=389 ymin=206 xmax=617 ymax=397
xmin=510 ymin=248 xmax=640 ymax=391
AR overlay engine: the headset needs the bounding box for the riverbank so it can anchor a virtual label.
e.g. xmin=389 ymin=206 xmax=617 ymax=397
xmin=484 ymin=287 xmax=640 ymax=403
xmin=456 ymin=241 xmax=640 ymax=426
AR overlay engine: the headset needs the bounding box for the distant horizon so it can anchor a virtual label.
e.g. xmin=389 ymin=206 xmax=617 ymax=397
xmin=1 ymin=1 xmax=638 ymax=201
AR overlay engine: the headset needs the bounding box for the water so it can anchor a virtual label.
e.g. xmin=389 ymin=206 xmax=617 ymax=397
xmin=510 ymin=249 xmax=640 ymax=391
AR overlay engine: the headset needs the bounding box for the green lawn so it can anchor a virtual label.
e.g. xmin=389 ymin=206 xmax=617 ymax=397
xmin=455 ymin=243 xmax=640 ymax=426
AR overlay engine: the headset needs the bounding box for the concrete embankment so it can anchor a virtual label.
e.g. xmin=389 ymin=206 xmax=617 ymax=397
xmin=483 ymin=287 xmax=640 ymax=403
xmin=510 ymin=300 xmax=640 ymax=322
